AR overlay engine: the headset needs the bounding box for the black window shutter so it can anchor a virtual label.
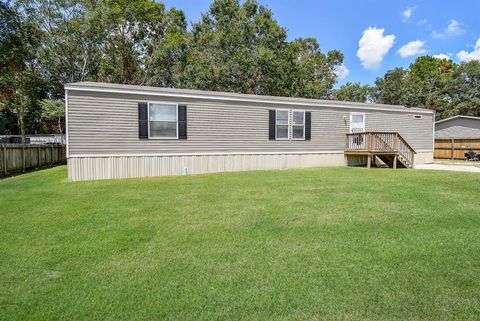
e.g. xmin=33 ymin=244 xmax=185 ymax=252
xmin=269 ymin=110 xmax=276 ymax=140
xmin=178 ymin=105 xmax=187 ymax=139
xmin=305 ymin=111 xmax=311 ymax=140
xmin=138 ymin=102 xmax=148 ymax=139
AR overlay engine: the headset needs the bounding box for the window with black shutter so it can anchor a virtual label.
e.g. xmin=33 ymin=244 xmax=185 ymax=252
xmin=305 ymin=112 xmax=311 ymax=140
xmin=270 ymin=109 xmax=310 ymax=141
xmin=138 ymin=102 xmax=187 ymax=140
xmin=269 ymin=110 xmax=276 ymax=140
xmin=138 ymin=102 xmax=148 ymax=139
xmin=178 ymin=105 xmax=187 ymax=139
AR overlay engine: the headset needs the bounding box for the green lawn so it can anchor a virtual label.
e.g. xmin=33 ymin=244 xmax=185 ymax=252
xmin=1 ymin=166 xmax=480 ymax=321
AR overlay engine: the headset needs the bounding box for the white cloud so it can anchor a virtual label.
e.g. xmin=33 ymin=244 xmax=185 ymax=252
xmin=446 ymin=20 xmax=464 ymax=35
xmin=432 ymin=53 xmax=451 ymax=60
xmin=398 ymin=40 xmax=427 ymax=58
xmin=357 ymin=27 xmax=395 ymax=70
xmin=335 ymin=64 xmax=349 ymax=79
xmin=457 ymin=37 xmax=480 ymax=62
xmin=402 ymin=6 xmax=417 ymax=23
xmin=432 ymin=19 xmax=465 ymax=39
xmin=417 ymin=19 xmax=428 ymax=25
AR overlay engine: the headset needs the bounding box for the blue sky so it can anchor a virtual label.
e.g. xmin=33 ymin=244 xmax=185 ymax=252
xmin=162 ymin=0 xmax=480 ymax=87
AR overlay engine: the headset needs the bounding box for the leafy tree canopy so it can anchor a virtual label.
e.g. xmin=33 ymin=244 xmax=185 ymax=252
xmin=335 ymin=82 xmax=371 ymax=103
xmin=371 ymin=56 xmax=479 ymax=119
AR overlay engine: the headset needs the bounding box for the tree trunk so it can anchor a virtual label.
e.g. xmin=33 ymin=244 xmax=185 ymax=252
xmin=16 ymin=107 xmax=26 ymax=143
xmin=58 ymin=116 xmax=64 ymax=144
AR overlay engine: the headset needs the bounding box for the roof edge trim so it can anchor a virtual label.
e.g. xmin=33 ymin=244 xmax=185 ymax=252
xmin=435 ymin=115 xmax=480 ymax=124
xmin=65 ymin=83 xmax=435 ymax=115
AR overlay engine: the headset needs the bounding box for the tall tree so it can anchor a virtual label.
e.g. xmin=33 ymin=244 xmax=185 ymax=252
xmin=445 ymin=60 xmax=480 ymax=118
xmin=371 ymin=67 xmax=408 ymax=105
xmin=335 ymin=82 xmax=371 ymax=103
xmin=40 ymin=99 xmax=65 ymax=139
xmin=182 ymin=0 xmax=342 ymax=98
xmin=21 ymin=0 xmax=185 ymax=96
xmin=0 ymin=108 xmax=17 ymax=134
xmin=367 ymin=56 xmax=478 ymax=119
xmin=97 ymin=0 xmax=175 ymax=85
xmin=283 ymin=38 xmax=343 ymax=99
xmin=405 ymin=56 xmax=452 ymax=112
xmin=0 ymin=2 xmax=46 ymax=138
xmin=20 ymin=0 xmax=105 ymax=98
xmin=145 ymin=8 xmax=188 ymax=87
xmin=182 ymin=0 xmax=288 ymax=94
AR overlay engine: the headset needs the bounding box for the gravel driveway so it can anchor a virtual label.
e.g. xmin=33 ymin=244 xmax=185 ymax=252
xmin=416 ymin=163 xmax=480 ymax=173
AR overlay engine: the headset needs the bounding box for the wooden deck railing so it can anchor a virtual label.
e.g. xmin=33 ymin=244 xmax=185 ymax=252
xmin=396 ymin=134 xmax=416 ymax=167
xmin=346 ymin=131 xmax=416 ymax=167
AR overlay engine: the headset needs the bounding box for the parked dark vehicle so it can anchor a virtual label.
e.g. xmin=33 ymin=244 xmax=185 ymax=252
xmin=10 ymin=136 xmax=30 ymax=144
xmin=464 ymin=150 xmax=479 ymax=161
xmin=0 ymin=136 xmax=30 ymax=144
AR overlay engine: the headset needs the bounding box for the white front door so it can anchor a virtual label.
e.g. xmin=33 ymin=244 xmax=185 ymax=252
xmin=350 ymin=113 xmax=365 ymax=133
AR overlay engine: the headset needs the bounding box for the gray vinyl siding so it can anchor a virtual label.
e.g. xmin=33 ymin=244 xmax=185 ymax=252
xmin=366 ymin=113 xmax=433 ymax=150
xmin=435 ymin=117 xmax=480 ymax=139
xmin=67 ymin=90 xmax=434 ymax=156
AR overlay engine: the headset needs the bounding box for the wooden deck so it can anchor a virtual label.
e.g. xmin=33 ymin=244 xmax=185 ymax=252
xmin=345 ymin=132 xmax=416 ymax=169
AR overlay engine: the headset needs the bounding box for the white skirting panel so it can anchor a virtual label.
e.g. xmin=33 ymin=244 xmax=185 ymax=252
xmin=414 ymin=151 xmax=434 ymax=165
xmin=68 ymin=152 xmax=346 ymax=181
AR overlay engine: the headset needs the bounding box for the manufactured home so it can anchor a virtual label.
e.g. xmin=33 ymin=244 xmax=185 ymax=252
xmin=65 ymin=82 xmax=435 ymax=181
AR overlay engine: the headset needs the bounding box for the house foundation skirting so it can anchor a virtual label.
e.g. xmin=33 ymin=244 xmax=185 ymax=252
xmin=67 ymin=151 xmax=434 ymax=181
xmin=67 ymin=152 xmax=346 ymax=181
xmin=414 ymin=151 xmax=434 ymax=164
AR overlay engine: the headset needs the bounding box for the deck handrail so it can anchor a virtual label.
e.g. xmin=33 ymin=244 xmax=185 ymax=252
xmin=396 ymin=133 xmax=416 ymax=155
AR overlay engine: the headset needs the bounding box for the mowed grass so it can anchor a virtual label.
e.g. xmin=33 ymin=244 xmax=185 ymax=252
xmin=1 ymin=166 xmax=480 ymax=321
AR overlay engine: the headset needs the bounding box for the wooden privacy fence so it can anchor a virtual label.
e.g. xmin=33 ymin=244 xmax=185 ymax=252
xmin=434 ymin=138 xmax=480 ymax=159
xmin=0 ymin=144 xmax=66 ymax=176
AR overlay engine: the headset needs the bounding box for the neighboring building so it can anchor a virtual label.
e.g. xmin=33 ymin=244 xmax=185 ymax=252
xmin=434 ymin=115 xmax=480 ymax=159
xmin=0 ymin=134 xmax=65 ymax=144
xmin=65 ymin=82 xmax=435 ymax=181
xmin=28 ymin=134 xmax=65 ymax=145
xmin=435 ymin=115 xmax=480 ymax=139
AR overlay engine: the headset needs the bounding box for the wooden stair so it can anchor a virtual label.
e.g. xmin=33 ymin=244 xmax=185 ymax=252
xmin=376 ymin=154 xmax=408 ymax=168
xmin=345 ymin=131 xmax=416 ymax=169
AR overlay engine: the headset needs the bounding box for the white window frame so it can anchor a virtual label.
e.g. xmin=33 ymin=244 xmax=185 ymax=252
xmin=349 ymin=112 xmax=365 ymax=133
xmin=275 ymin=108 xmax=290 ymax=141
xmin=274 ymin=109 xmax=306 ymax=141
xmin=147 ymin=101 xmax=179 ymax=140
xmin=291 ymin=110 xmax=306 ymax=141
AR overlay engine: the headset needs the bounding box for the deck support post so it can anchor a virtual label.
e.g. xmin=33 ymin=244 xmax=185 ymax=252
xmin=367 ymin=154 xmax=371 ymax=168
xmin=393 ymin=155 xmax=397 ymax=169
